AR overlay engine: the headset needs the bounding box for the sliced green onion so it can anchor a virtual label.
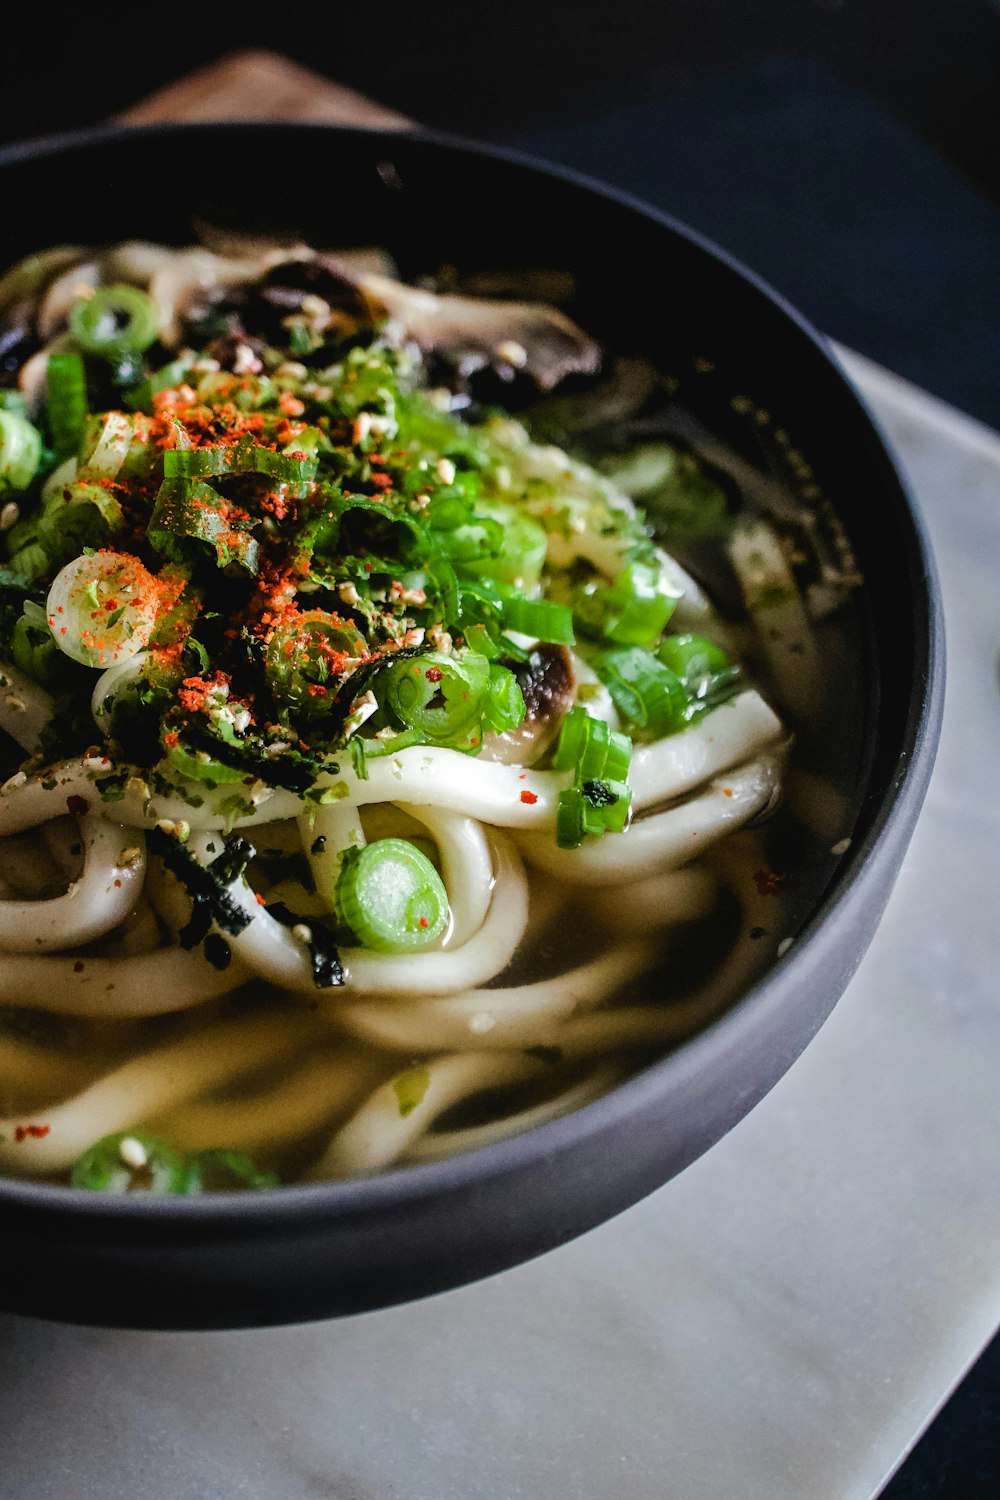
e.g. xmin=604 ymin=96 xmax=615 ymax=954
xmin=265 ymin=611 xmax=367 ymax=719
xmin=148 ymin=478 xmax=260 ymax=573
xmin=78 ymin=410 xmax=133 ymax=481
xmin=461 ymin=620 xmax=503 ymax=660
xmin=0 ymin=409 xmax=42 ymax=497
xmin=556 ymin=779 xmax=633 ymax=848
xmin=576 ymin=558 xmax=680 ymax=648
xmin=655 ymin=632 xmax=742 ymax=710
xmin=0 ymin=390 xmax=28 ymax=418
xmin=5 ymin=541 xmax=48 ymax=580
xmin=481 ymin=663 xmax=526 ymax=735
xmin=71 ymin=1131 xmax=187 ymax=1194
xmin=592 ymin=646 xmax=689 ymax=737
xmin=70 ymin=284 xmax=159 ymax=357
xmin=656 ymin=632 xmax=730 ymax=683
xmin=181 ymin=1148 xmax=279 ymax=1193
xmin=124 ymin=357 xmax=192 ymax=411
xmin=11 ymin=601 xmax=63 ymax=685
xmin=457 ymin=498 xmax=548 ymax=589
xmin=46 ymin=351 xmax=88 ymax=459
xmin=46 ymin=551 xmax=160 ymax=668
xmin=499 ymin=593 xmax=575 ymax=645
xmin=162 ymin=438 xmax=318 ymax=488
xmin=379 ymin=650 xmax=490 ymax=745
xmin=167 ymin=742 xmax=249 ymax=785
xmin=38 ymin=481 xmax=124 ymax=557
xmin=335 ymin=838 xmax=449 ymax=953
xmin=553 ymin=706 xmax=633 ymax=781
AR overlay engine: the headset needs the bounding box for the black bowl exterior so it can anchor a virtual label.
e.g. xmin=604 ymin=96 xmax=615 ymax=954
xmin=0 ymin=124 xmax=944 ymax=1329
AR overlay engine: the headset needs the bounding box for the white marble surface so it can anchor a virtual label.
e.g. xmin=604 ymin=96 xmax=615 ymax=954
xmin=2 ymin=354 xmax=998 ymax=1500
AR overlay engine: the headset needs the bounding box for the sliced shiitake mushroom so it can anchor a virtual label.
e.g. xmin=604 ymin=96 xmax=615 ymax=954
xmin=481 ymin=644 xmax=576 ymax=766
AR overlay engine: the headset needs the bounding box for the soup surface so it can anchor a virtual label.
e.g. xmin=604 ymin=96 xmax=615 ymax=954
xmin=0 ymin=238 xmax=863 ymax=1193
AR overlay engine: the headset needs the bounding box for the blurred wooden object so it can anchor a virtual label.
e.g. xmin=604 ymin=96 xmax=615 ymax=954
xmin=116 ymin=49 xmax=414 ymax=129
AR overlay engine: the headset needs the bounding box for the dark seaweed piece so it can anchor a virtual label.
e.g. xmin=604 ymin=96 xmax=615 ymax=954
xmin=265 ymin=900 xmax=345 ymax=989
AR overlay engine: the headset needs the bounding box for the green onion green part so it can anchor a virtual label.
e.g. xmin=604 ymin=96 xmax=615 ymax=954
xmin=335 ymin=838 xmax=449 ymax=953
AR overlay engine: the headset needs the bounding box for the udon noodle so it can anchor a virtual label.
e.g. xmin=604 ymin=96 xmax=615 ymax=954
xmin=0 ymin=237 xmax=851 ymax=1193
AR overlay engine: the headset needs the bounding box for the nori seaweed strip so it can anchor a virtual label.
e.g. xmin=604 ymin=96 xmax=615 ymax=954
xmin=167 ymin=718 xmax=330 ymax=793
xmin=325 ymin=640 xmax=434 ymax=739
xmin=203 ymin=934 xmax=232 ymax=970
xmin=581 ymin=779 xmax=618 ymax=807
xmin=147 ymin=826 xmax=253 ymax=938
xmin=265 ymin=900 xmax=345 ymax=989
xmin=210 ymin=835 xmax=256 ymax=885
xmin=178 ymin=898 xmax=213 ymax=951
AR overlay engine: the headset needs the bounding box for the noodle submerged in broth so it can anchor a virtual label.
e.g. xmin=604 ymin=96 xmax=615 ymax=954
xmin=0 ymin=238 xmax=851 ymax=1192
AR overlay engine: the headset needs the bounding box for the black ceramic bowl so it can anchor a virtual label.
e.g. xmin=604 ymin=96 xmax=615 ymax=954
xmin=0 ymin=123 xmax=943 ymax=1329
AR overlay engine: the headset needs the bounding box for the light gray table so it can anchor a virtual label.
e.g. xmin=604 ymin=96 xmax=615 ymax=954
xmin=2 ymin=350 xmax=997 ymax=1500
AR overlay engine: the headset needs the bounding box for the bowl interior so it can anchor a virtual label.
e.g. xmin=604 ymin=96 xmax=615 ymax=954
xmin=0 ymin=124 xmax=942 ymax=1327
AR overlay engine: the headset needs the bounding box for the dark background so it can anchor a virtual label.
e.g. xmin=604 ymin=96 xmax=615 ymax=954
xmin=2 ymin=2 xmax=999 ymax=1491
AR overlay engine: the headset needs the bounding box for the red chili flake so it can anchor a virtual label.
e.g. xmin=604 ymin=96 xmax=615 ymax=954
xmin=425 ymin=666 xmax=443 ymax=683
xmin=520 ymin=790 xmax=538 ymax=805
xmin=66 ymin=795 xmax=90 ymax=816
xmin=255 ymin=892 xmax=266 ymax=906
xmin=418 ymin=917 xmax=429 ymax=929
xmin=113 ymin=878 xmax=122 ymax=888
xmin=14 ymin=1124 xmax=50 ymax=1143
xmin=723 ymin=787 xmax=733 ymax=798
xmin=369 ymin=471 xmax=392 ymax=491
xmin=753 ymin=867 xmax=789 ymax=896
xmin=72 ymin=960 xmax=85 ymax=973
xmin=163 ymin=732 xmax=180 ymax=749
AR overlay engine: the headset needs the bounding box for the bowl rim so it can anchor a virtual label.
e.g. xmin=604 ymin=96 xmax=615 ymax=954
xmin=0 ymin=118 xmax=946 ymax=1226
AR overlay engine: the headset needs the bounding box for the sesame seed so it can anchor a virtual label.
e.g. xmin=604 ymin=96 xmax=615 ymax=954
xmin=496 ymin=339 xmax=528 ymax=368
xmin=291 ymin=923 xmax=313 ymax=944
xmin=0 ymin=501 xmax=20 ymax=532
xmin=118 ymin=1136 xmax=148 ymax=1170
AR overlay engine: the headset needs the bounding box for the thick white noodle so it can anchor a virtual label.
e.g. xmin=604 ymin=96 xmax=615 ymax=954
xmin=0 ymin=693 xmax=780 ymax=841
xmin=0 ymin=660 xmax=54 ymax=750
xmin=518 ymin=756 xmax=782 ymax=885
xmin=727 ymin=516 xmax=823 ymax=723
xmin=184 ymin=830 xmax=528 ymax=999
xmin=297 ymin=801 xmax=366 ymax=904
xmin=153 ymin=1045 xmax=381 ymax=1156
xmin=308 ymin=1051 xmax=551 ymax=1178
xmin=334 ymin=938 xmax=661 ymax=1053
xmin=578 ymin=865 xmax=719 ymax=936
xmin=0 ymin=1010 xmax=314 ymax=1175
xmin=628 ymin=690 xmax=783 ymax=811
xmin=0 ymin=1034 xmax=111 ymax=1107
xmin=0 ymin=945 xmax=249 ymax=1017
xmin=0 ymin=750 xmax=572 ymax=836
xmin=403 ymin=1060 xmax=625 ymax=1163
xmin=0 ymin=816 xmax=145 ymax=954
xmin=294 ymin=800 xmax=492 ymax=951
